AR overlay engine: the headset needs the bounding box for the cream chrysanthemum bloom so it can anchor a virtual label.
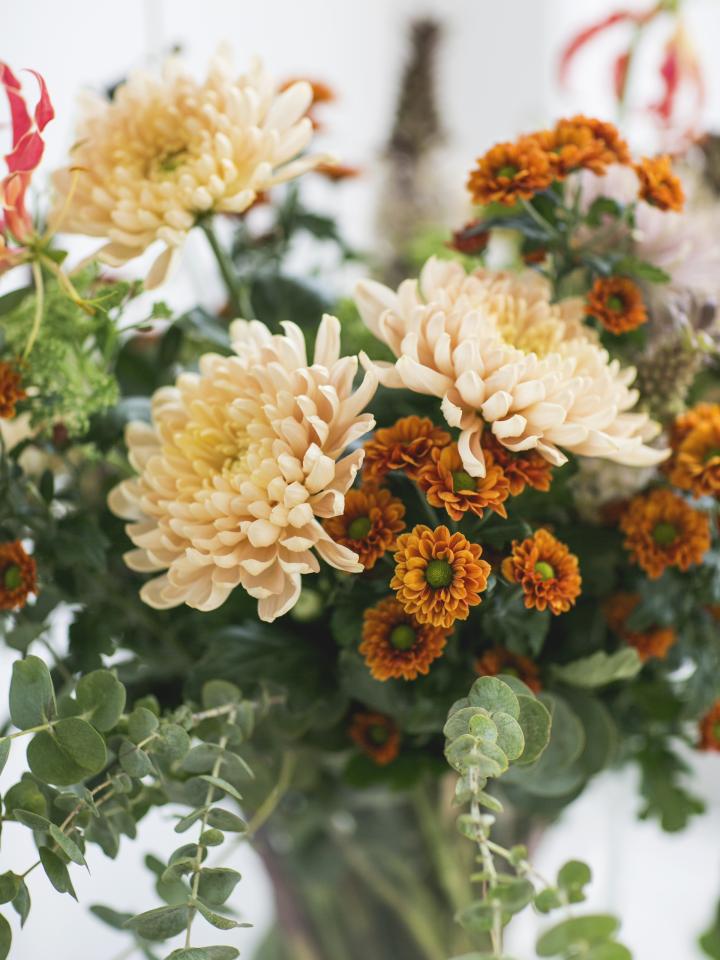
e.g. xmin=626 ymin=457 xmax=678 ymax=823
xmin=108 ymin=316 xmax=377 ymax=621
xmin=356 ymin=259 xmax=666 ymax=476
xmin=51 ymin=51 xmax=329 ymax=286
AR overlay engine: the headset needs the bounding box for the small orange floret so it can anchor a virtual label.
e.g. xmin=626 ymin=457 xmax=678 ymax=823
xmin=604 ymin=592 xmax=676 ymax=661
xmin=362 ymin=416 xmax=451 ymax=483
xmin=474 ymin=647 xmax=541 ymax=693
xmin=665 ymin=403 xmax=720 ymax=498
xmin=467 ymin=137 xmax=554 ymax=206
xmin=360 ymin=596 xmax=450 ymax=681
xmin=0 ymin=540 xmax=37 ymax=611
xmin=349 ymin=712 xmax=400 ymax=765
xmin=699 ymin=701 xmax=720 ymax=752
xmin=323 ymin=487 xmax=405 ymax=570
xmin=501 ymin=528 xmax=581 ymax=616
xmin=417 ymin=444 xmax=510 ymax=522
xmin=0 ymin=361 xmax=27 ymax=419
xmin=586 ymin=276 xmax=647 ymax=334
xmin=619 ymin=487 xmax=710 ymax=579
xmin=635 ymin=154 xmax=684 ymax=212
xmin=481 ymin=432 xmax=553 ymax=496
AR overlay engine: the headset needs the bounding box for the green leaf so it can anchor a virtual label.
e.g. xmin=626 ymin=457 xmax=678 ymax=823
xmin=557 ymin=860 xmax=591 ymax=892
xmin=534 ymin=888 xmax=563 ymax=914
xmin=125 ymin=904 xmax=190 ymax=941
xmin=699 ymin=897 xmax=720 ymax=959
xmin=166 ymin=949 xmax=240 ymax=960
xmin=0 ymin=741 xmax=10 ymax=777
xmin=76 ymin=670 xmax=126 ymax=732
xmin=0 ymin=914 xmax=10 ymax=960
xmin=444 ymin=706 xmax=484 ymax=741
xmin=128 ymin=707 xmax=160 ymax=744
xmin=13 ymin=809 xmax=51 ymax=831
xmin=206 ymin=808 xmax=247 ymax=833
xmin=197 ymin=867 xmax=242 ymax=906
xmin=193 ymin=899 xmax=244 ymax=931
xmin=203 ymin=950 xmax=241 ymax=960
xmin=198 ymin=775 xmax=243 ymax=803
xmin=27 ymin=718 xmax=107 ymax=786
xmin=11 ymin=880 xmax=30 ymax=927
xmin=48 ymin=824 xmax=86 ymax=866
xmin=584 ymin=945 xmax=632 ymax=960
xmin=614 ymin=255 xmax=670 ymax=284
xmin=515 ymin=695 xmax=552 ymax=766
xmin=5 ymin=780 xmax=48 ymax=818
xmin=155 ymin=723 xmax=191 ymax=762
xmin=468 ymin=677 xmax=520 ymax=719
xmin=0 ymin=874 xmax=20 ymax=906
xmin=90 ymin=904 xmax=134 ymax=930
xmin=200 ymin=829 xmax=224 ymax=847
xmin=118 ymin=740 xmax=154 ymax=778
xmin=492 ymin=712 xmax=525 ymax=761
xmin=551 ymin=649 xmax=642 ymax=688
xmin=38 ymin=847 xmax=77 ymax=899
xmin=10 ymin=656 xmax=56 ymax=729
xmin=537 ymin=915 xmax=620 ymax=956
xmin=202 ymin=680 xmax=241 ymax=710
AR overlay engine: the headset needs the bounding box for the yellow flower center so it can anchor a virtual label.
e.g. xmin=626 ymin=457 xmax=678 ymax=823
xmin=390 ymin=624 xmax=416 ymax=651
xmin=534 ymin=561 xmax=555 ymax=581
xmin=348 ymin=516 xmax=372 ymax=540
xmin=653 ymin=522 xmax=677 ymax=547
xmin=425 ymin=559 xmax=453 ymax=589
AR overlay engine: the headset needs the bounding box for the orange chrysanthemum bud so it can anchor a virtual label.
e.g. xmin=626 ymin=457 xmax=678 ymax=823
xmin=635 ymin=154 xmax=684 ymax=212
xmin=362 ymin=416 xmax=451 ymax=483
xmin=348 ymin=711 xmax=400 ymax=765
xmin=0 ymin=540 xmax=37 ymax=611
xmin=391 ymin=525 xmax=490 ymax=629
xmin=619 ymin=487 xmax=710 ymax=579
xmin=360 ymin=596 xmax=450 ymax=681
xmin=604 ymin=591 xmax=676 ymax=661
xmin=418 ymin=443 xmax=510 ymax=522
xmin=502 ymin=528 xmax=581 ymax=616
xmin=586 ymin=276 xmax=648 ymax=335
xmin=323 ymin=487 xmax=405 ymax=571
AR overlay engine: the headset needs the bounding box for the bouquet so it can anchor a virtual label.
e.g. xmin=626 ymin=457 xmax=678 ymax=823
xmin=1 ymin=47 xmax=720 ymax=960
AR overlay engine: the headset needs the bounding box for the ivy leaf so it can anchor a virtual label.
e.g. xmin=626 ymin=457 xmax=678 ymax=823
xmin=27 ymin=718 xmax=107 ymax=786
xmin=76 ymin=670 xmax=126 ymax=732
xmin=9 ymin=656 xmax=56 ymax=729
xmin=38 ymin=847 xmax=77 ymax=899
xmin=125 ymin=904 xmax=190 ymax=941
xmin=551 ymin=649 xmax=642 ymax=688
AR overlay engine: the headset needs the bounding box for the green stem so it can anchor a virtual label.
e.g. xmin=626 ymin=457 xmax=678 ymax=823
xmin=200 ymin=218 xmax=250 ymax=319
xmin=248 ymin=751 xmax=295 ymax=837
xmin=413 ymin=783 xmax=469 ymax=915
xmin=23 ymin=260 xmax=44 ymax=358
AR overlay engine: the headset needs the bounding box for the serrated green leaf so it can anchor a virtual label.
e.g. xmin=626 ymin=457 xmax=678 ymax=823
xmin=76 ymin=670 xmax=126 ymax=732
xmin=10 ymin=656 xmax=56 ymax=730
xmin=125 ymin=904 xmax=190 ymax=941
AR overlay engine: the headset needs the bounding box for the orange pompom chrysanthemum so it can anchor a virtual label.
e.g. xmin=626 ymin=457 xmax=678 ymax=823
xmin=391 ymin=525 xmax=490 ymax=629
xmin=481 ymin=432 xmax=553 ymax=496
xmin=666 ymin=403 xmax=720 ymax=498
xmin=467 ymin=137 xmax=554 ymax=206
xmin=619 ymin=487 xmax=711 ymax=579
xmin=360 ymin=597 xmax=450 ymax=681
xmin=474 ymin=647 xmax=541 ymax=693
xmin=536 ymin=115 xmax=630 ymax=177
xmin=635 ymin=155 xmax=684 ymax=212
xmin=323 ymin=487 xmax=405 ymax=570
xmin=586 ymin=276 xmax=648 ymax=335
xmin=0 ymin=541 xmax=37 ymax=611
xmin=417 ymin=444 xmax=510 ymax=522
xmin=501 ymin=528 xmax=581 ymax=616
xmin=349 ymin=712 xmax=400 ymax=765
xmin=362 ymin=416 xmax=451 ymax=483
xmin=699 ymin=702 xmax=720 ymax=752
xmin=604 ymin=592 xmax=676 ymax=662
xmin=0 ymin=361 xmax=26 ymax=419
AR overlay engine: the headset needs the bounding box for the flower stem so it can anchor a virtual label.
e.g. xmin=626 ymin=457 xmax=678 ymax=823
xmin=200 ymin=218 xmax=250 ymax=319
xmin=24 ymin=261 xmax=45 ymax=359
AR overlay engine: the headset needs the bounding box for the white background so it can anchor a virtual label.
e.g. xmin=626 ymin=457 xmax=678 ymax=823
xmin=3 ymin=1 xmax=720 ymax=957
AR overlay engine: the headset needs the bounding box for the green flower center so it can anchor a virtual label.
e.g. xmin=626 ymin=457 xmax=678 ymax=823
xmin=653 ymin=522 xmax=678 ymax=547
xmin=714 ymin=721 xmax=720 ymax=741
xmin=390 ymin=624 xmax=416 ymax=651
xmin=3 ymin=565 xmax=21 ymax=590
xmin=534 ymin=561 xmax=555 ymax=581
xmin=348 ymin=516 xmax=372 ymax=540
xmin=606 ymin=294 xmax=625 ymax=312
xmin=452 ymin=470 xmax=476 ymax=493
xmin=369 ymin=725 xmax=389 ymax=745
xmin=425 ymin=559 xmax=454 ymax=589
xmin=704 ymin=447 xmax=720 ymax=463
xmin=497 ymin=164 xmax=519 ymax=179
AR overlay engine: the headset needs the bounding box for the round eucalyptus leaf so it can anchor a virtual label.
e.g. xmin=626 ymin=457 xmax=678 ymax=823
xmin=9 ymin=657 xmax=56 ymax=731
xmin=76 ymin=670 xmax=126 ymax=732
xmin=537 ymin=915 xmax=620 ymax=956
xmin=27 ymin=719 xmax=107 ymax=786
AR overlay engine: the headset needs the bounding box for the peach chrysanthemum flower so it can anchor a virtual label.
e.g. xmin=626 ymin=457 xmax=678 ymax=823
xmin=501 ymin=528 xmax=581 ymax=616
xmin=362 ymin=415 xmax=451 ymax=483
xmin=51 ymin=51 xmax=329 ymax=287
xmin=0 ymin=540 xmax=37 ymax=611
xmin=391 ymin=524 xmax=490 ymax=629
xmin=586 ymin=276 xmax=648 ymax=335
xmin=604 ymin=592 xmax=676 ymax=662
xmin=634 ymin=155 xmax=684 ymax=212
xmin=108 ymin=315 xmax=377 ymax=622
xmin=0 ymin=361 xmax=26 ymax=419
xmin=356 ymin=259 xmax=666 ymax=478
xmin=481 ymin=431 xmax=552 ymax=496
xmin=349 ymin=712 xmax=400 ymax=765
xmin=359 ymin=597 xmax=450 ymax=681
xmin=417 ymin=443 xmax=510 ymax=521
xmin=323 ymin=486 xmax=405 ymax=570
xmin=467 ymin=137 xmax=554 ymax=206
xmin=619 ymin=487 xmax=710 ymax=579
xmin=474 ymin=648 xmax=541 ymax=693
xmin=665 ymin=403 xmax=720 ymax=498
xmin=699 ymin=701 xmax=720 ymax=752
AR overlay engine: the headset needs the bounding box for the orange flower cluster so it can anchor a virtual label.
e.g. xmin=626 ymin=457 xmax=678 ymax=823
xmin=620 ymin=488 xmax=710 ymax=579
xmin=418 ymin=444 xmax=510 ymax=521
xmin=502 ymin=528 xmax=581 ymax=616
xmin=0 ymin=361 xmax=26 ymax=419
xmin=699 ymin=702 xmax=720 ymax=752
xmin=360 ymin=597 xmax=450 ymax=681
xmin=475 ymin=648 xmax=541 ymax=693
xmin=481 ymin=432 xmax=553 ymax=496
xmin=323 ymin=487 xmax=405 ymax=570
xmin=468 ymin=116 xmax=630 ymax=206
xmin=391 ymin=525 xmax=490 ymax=629
xmin=634 ymin=155 xmax=684 ymax=212
xmin=363 ymin=416 xmax=451 ymax=483
xmin=586 ymin=276 xmax=648 ymax=335
xmin=604 ymin=592 xmax=676 ymax=662
xmin=349 ymin=712 xmax=400 ymax=765
xmin=0 ymin=541 xmax=37 ymax=611
xmin=665 ymin=403 xmax=720 ymax=498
